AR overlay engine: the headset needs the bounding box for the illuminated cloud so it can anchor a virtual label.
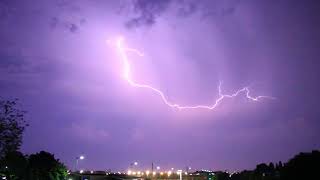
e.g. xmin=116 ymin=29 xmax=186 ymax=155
xmin=124 ymin=0 xmax=239 ymax=28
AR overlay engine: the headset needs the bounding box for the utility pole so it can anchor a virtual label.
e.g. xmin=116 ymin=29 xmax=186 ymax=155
xmin=152 ymin=162 xmax=154 ymax=173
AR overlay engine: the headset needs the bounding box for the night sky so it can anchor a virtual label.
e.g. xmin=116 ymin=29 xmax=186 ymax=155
xmin=1 ymin=0 xmax=320 ymax=172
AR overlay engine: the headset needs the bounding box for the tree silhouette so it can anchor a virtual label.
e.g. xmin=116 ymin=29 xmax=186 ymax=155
xmin=0 ymin=99 xmax=28 ymax=158
xmin=27 ymin=151 xmax=67 ymax=180
xmin=281 ymin=150 xmax=320 ymax=180
xmin=0 ymin=151 xmax=28 ymax=179
xmin=0 ymin=151 xmax=67 ymax=180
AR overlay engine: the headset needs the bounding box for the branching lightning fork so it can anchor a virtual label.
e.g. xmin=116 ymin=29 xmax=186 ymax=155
xmin=114 ymin=37 xmax=274 ymax=110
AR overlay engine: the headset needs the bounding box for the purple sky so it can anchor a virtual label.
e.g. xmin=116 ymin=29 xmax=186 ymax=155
xmin=1 ymin=0 xmax=320 ymax=171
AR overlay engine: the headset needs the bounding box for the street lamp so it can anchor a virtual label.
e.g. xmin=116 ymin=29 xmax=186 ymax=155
xmin=186 ymin=166 xmax=191 ymax=173
xmin=75 ymin=155 xmax=85 ymax=171
xmin=130 ymin=161 xmax=138 ymax=168
xmin=129 ymin=161 xmax=138 ymax=175
xmin=177 ymin=170 xmax=183 ymax=180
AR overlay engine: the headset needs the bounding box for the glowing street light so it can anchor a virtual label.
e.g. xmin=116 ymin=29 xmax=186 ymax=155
xmin=75 ymin=155 xmax=85 ymax=171
xmin=128 ymin=161 xmax=138 ymax=175
xmin=177 ymin=170 xmax=183 ymax=180
xmin=130 ymin=161 xmax=138 ymax=169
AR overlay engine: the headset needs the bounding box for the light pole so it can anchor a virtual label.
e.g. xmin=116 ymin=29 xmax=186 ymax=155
xmin=186 ymin=166 xmax=191 ymax=173
xmin=75 ymin=155 xmax=85 ymax=171
xmin=151 ymin=162 xmax=160 ymax=175
xmin=129 ymin=161 xmax=138 ymax=174
xmin=177 ymin=170 xmax=182 ymax=180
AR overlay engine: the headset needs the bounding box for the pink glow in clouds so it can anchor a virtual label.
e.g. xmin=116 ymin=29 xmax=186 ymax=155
xmin=113 ymin=37 xmax=275 ymax=110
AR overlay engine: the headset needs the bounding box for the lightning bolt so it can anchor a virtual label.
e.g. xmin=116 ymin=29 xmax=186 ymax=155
xmin=114 ymin=37 xmax=274 ymax=110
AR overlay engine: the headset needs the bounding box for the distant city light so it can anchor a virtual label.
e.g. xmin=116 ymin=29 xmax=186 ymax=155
xmin=156 ymin=166 xmax=160 ymax=170
xmin=146 ymin=170 xmax=150 ymax=176
xmin=134 ymin=162 xmax=138 ymax=165
xmin=79 ymin=156 xmax=85 ymax=160
xmin=80 ymin=170 xmax=84 ymax=174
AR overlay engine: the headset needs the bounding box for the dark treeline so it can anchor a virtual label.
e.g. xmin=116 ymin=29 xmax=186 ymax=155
xmin=0 ymin=151 xmax=67 ymax=180
xmin=215 ymin=150 xmax=320 ymax=180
